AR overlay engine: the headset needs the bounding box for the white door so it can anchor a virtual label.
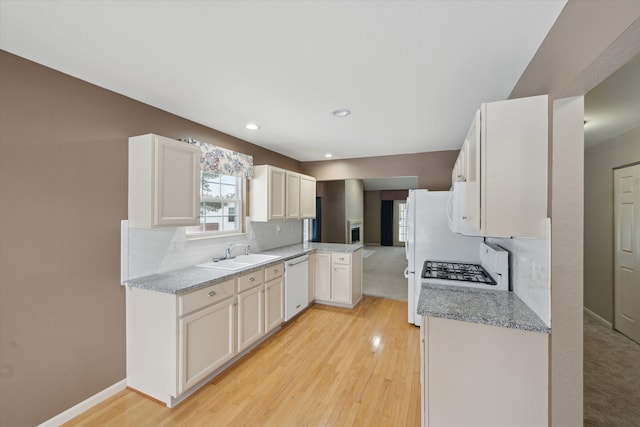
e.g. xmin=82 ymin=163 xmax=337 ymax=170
xmin=614 ymin=164 xmax=640 ymax=344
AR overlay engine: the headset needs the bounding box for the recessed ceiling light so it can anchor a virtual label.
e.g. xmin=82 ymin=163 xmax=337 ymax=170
xmin=332 ymin=109 xmax=351 ymax=118
xmin=325 ymin=153 xmax=333 ymax=158
xmin=245 ymin=123 xmax=260 ymax=130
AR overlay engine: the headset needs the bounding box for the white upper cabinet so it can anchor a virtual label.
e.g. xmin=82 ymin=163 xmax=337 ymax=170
xmin=128 ymin=134 xmax=201 ymax=228
xmin=455 ymin=95 xmax=548 ymax=238
xmin=250 ymin=165 xmax=286 ymax=221
xmin=286 ymin=172 xmax=300 ymax=219
xmin=299 ymin=174 xmax=316 ymax=219
xmin=251 ymin=165 xmax=316 ymax=221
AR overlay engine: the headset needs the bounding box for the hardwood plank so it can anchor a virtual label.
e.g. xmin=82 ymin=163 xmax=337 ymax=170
xmin=64 ymin=296 xmax=420 ymax=426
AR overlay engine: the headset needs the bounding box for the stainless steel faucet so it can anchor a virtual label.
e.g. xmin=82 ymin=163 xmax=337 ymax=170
xmin=224 ymin=241 xmax=250 ymax=259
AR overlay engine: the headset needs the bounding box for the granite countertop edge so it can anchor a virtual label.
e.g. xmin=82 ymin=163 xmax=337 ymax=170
xmin=124 ymin=242 xmax=363 ymax=295
xmin=417 ymin=283 xmax=551 ymax=334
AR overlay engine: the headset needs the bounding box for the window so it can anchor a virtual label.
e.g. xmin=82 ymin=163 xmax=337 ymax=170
xmin=187 ymin=171 xmax=243 ymax=237
xmin=398 ymin=201 xmax=408 ymax=243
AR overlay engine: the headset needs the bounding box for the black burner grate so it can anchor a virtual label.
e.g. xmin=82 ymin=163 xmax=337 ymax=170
xmin=421 ymin=261 xmax=496 ymax=285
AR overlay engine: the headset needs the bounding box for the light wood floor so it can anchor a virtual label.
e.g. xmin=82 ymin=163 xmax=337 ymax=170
xmin=65 ymin=296 xmax=421 ymax=426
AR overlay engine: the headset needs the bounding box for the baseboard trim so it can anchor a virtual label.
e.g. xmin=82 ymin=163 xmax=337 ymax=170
xmin=584 ymin=307 xmax=613 ymax=329
xmin=38 ymin=379 xmax=127 ymax=426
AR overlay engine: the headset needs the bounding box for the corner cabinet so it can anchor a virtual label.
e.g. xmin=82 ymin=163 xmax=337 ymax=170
xmin=314 ymin=249 xmax=362 ymax=308
xmin=251 ymin=165 xmax=316 ymax=221
xmin=452 ymin=95 xmax=548 ymax=238
xmin=128 ymin=134 xmax=201 ymax=228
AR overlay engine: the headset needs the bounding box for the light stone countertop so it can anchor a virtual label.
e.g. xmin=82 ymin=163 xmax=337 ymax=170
xmin=417 ymin=283 xmax=550 ymax=334
xmin=124 ymin=242 xmax=363 ymax=295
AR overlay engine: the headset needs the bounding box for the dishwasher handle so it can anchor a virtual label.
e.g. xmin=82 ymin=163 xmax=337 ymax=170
xmin=286 ymin=255 xmax=309 ymax=267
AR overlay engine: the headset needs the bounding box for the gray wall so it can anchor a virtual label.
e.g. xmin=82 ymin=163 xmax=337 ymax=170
xmin=0 ymin=51 xmax=301 ymax=427
xmin=345 ymin=179 xmax=364 ymax=241
xmin=321 ymin=180 xmax=346 ymax=243
xmin=584 ymin=127 xmax=640 ymax=322
xmin=364 ymin=191 xmax=382 ymax=245
xmin=302 ymin=150 xmax=457 ymax=191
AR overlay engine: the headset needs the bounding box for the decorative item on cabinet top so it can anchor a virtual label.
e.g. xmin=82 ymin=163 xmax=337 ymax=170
xmin=181 ymin=137 xmax=254 ymax=179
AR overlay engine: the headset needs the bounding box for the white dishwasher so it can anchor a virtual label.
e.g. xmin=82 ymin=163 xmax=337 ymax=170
xmin=284 ymin=255 xmax=309 ymax=321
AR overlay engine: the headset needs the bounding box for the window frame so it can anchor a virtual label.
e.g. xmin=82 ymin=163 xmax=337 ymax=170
xmin=186 ymin=172 xmax=247 ymax=241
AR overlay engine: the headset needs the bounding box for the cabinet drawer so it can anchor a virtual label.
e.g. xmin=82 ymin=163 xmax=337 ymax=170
xmin=238 ymin=269 xmax=264 ymax=293
xmin=332 ymin=253 xmax=351 ymax=265
xmin=178 ymin=279 xmax=235 ymax=316
xmin=265 ymin=262 xmax=284 ymax=281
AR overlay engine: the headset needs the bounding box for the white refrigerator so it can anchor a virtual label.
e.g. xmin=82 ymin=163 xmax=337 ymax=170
xmin=405 ymin=190 xmax=484 ymax=326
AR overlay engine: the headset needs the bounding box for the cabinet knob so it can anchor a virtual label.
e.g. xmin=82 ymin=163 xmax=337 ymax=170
xmin=250 ymin=277 xmax=255 ymax=282
xmin=274 ymin=269 xmax=279 ymax=273
xmin=208 ymin=291 xmax=216 ymax=297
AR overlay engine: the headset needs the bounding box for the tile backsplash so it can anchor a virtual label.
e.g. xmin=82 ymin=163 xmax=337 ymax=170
xmin=122 ymin=219 xmax=303 ymax=281
xmin=488 ymin=219 xmax=551 ymax=327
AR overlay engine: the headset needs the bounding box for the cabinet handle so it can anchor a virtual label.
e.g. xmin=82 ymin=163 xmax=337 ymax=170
xmin=339 ymin=257 xmax=344 ymax=261
xmin=208 ymin=291 xmax=216 ymax=297
xmin=274 ymin=269 xmax=279 ymax=273
xmin=250 ymin=277 xmax=255 ymax=282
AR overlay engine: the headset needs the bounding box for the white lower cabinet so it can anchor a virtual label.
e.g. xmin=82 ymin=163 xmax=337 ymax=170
xmin=265 ymin=276 xmax=284 ymax=332
xmin=264 ymin=262 xmax=285 ymax=332
xmin=237 ymin=284 xmax=264 ymax=352
xmin=331 ymin=261 xmax=351 ymax=304
xmin=126 ymin=264 xmax=288 ymax=408
xmin=314 ymin=252 xmax=332 ymax=301
xmin=314 ymin=249 xmax=362 ymax=308
xmin=420 ymin=316 xmax=548 ymax=427
xmin=179 ymin=297 xmax=235 ymax=393
xmin=307 ymin=252 xmax=316 ymax=304
xmin=237 ymin=269 xmax=265 ymax=352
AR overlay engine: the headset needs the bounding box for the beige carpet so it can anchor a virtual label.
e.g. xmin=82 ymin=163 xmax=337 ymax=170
xmin=363 ymin=245 xmax=408 ymax=301
xmin=584 ymin=313 xmax=640 ymax=426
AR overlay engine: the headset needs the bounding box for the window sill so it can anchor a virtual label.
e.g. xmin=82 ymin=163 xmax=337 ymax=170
xmin=186 ymin=231 xmax=247 ymax=242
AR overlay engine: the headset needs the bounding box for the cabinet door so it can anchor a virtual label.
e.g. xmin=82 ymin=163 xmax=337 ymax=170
xmin=237 ymin=286 xmax=265 ymax=352
xmin=265 ymin=277 xmax=284 ymax=332
xmin=307 ymin=253 xmax=316 ymax=304
xmin=314 ymin=253 xmax=331 ymax=300
xmin=285 ymin=172 xmax=300 ymax=219
xmin=179 ymin=297 xmax=235 ymax=393
xmin=154 ymin=136 xmax=201 ymax=227
xmin=268 ymin=167 xmax=286 ymax=220
xmin=299 ymin=174 xmax=316 ymax=219
xmin=464 ymin=110 xmax=481 ymax=232
xmin=332 ymin=264 xmax=351 ymax=304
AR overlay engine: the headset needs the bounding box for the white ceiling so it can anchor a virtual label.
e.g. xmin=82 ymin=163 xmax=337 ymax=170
xmin=584 ymin=53 xmax=640 ymax=149
xmin=0 ymin=0 xmax=567 ymax=162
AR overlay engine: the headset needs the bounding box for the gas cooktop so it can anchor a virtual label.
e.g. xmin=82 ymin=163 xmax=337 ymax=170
xmin=421 ymin=261 xmax=497 ymax=285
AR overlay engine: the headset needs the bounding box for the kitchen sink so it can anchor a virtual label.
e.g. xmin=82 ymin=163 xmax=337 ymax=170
xmin=197 ymin=254 xmax=281 ymax=271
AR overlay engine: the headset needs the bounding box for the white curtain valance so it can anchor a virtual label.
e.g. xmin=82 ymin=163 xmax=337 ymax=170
xmin=182 ymin=138 xmax=254 ymax=179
